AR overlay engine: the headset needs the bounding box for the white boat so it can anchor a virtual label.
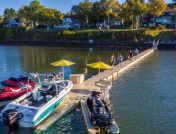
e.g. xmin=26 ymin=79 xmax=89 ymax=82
xmin=0 ymin=73 xmax=73 ymax=129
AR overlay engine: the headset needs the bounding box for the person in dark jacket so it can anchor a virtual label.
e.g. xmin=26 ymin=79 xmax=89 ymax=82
xmin=129 ymin=50 xmax=133 ymax=60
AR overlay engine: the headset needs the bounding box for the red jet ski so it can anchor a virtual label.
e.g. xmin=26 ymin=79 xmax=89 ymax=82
xmin=0 ymin=76 xmax=35 ymax=101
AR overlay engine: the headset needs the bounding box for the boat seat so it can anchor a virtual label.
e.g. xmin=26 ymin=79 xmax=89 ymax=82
xmin=32 ymin=91 xmax=44 ymax=102
xmin=46 ymin=95 xmax=53 ymax=101
xmin=27 ymin=101 xmax=32 ymax=105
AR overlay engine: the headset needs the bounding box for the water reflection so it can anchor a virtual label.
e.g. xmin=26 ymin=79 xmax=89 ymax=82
xmin=0 ymin=46 xmax=24 ymax=80
xmin=0 ymin=46 xmax=128 ymax=80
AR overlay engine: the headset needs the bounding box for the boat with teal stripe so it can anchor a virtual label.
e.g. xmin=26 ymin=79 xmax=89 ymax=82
xmin=0 ymin=73 xmax=73 ymax=129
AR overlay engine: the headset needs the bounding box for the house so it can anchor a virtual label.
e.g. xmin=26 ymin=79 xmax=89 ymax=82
xmin=110 ymin=18 xmax=122 ymax=27
xmin=155 ymin=9 xmax=175 ymax=28
xmin=54 ymin=17 xmax=72 ymax=29
xmin=142 ymin=3 xmax=176 ymax=28
xmin=7 ymin=17 xmax=20 ymax=27
xmin=142 ymin=14 xmax=155 ymax=27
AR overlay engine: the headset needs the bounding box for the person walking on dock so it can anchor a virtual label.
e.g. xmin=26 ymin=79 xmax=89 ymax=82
xmin=134 ymin=48 xmax=139 ymax=57
xmin=117 ymin=54 xmax=123 ymax=67
xmin=83 ymin=67 xmax=88 ymax=76
xmin=129 ymin=50 xmax=133 ymax=60
xmin=110 ymin=54 xmax=116 ymax=67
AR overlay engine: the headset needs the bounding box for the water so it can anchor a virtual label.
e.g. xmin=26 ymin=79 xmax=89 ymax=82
xmin=0 ymin=45 xmax=128 ymax=80
xmin=0 ymin=45 xmax=128 ymax=134
xmin=110 ymin=50 xmax=176 ymax=134
xmin=1 ymin=46 xmax=176 ymax=134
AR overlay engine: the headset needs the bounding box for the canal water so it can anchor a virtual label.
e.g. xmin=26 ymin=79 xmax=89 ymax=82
xmin=0 ymin=45 xmax=176 ymax=134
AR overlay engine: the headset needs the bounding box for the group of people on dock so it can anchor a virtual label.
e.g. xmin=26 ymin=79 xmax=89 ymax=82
xmin=128 ymin=48 xmax=139 ymax=60
xmin=83 ymin=48 xmax=139 ymax=76
xmin=111 ymin=48 xmax=139 ymax=66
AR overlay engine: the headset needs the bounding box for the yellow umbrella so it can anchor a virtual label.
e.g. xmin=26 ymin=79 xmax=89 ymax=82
xmin=51 ymin=59 xmax=75 ymax=67
xmin=51 ymin=59 xmax=75 ymax=79
xmin=87 ymin=61 xmax=112 ymax=73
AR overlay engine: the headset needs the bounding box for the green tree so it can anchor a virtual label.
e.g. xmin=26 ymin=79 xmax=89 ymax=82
xmin=133 ymin=0 xmax=147 ymax=28
xmin=120 ymin=1 xmax=133 ymax=27
xmin=0 ymin=15 xmax=4 ymax=27
xmin=29 ymin=0 xmax=44 ymax=24
xmin=3 ymin=8 xmax=16 ymax=23
xmin=0 ymin=16 xmax=3 ymax=23
xmin=120 ymin=0 xmax=147 ymax=29
xmin=70 ymin=0 xmax=93 ymax=28
xmin=100 ymin=0 xmax=120 ymax=27
xmin=17 ymin=0 xmax=64 ymax=28
xmin=92 ymin=1 xmax=103 ymax=24
xmin=38 ymin=8 xmax=63 ymax=27
xmin=18 ymin=6 xmax=31 ymax=25
xmin=147 ymin=0 xmax=166 ymax=25
xmin=17 ymin=0 xmax=44 ymax=26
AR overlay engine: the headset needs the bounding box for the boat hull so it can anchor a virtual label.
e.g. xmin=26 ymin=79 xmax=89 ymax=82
xmin=33 ymin=96 xmax=65 ymax=127
xmin=19 ymin=95 xmax=65 ymax=128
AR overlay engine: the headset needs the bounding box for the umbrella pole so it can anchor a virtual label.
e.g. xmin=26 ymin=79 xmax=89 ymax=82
xmin=99 ymin=68 xmax=100 ymax=74
xmin=62 ymin=66 xmax=65 ymax=80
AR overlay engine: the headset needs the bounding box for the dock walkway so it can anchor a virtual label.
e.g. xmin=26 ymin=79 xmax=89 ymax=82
xmin=85 ymin=48 xmax=154 ymax=86
xmin=36 ymin=48 xmax=154 ymax=132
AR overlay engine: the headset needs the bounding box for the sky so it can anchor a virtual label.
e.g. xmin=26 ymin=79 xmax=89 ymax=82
xmin=0 ymin=0 xmax=172 ymax=15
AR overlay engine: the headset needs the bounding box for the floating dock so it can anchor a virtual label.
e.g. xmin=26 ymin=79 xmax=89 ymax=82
xmin=36 ymin=48 xmax=154 ymax=132
xmin=81 ymin=99 xmax=98 ymax=134
xmin=81 ymin=99 xmax=120 ymax=134
xmin=84 ymin=48 xmax=154 ymax=85
xmin=36 ymin=102 xmax=77 ymax=131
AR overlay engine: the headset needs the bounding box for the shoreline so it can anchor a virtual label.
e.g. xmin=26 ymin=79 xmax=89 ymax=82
xmin=0 ymin=40 xmax=152 ymax=49
xmin=1 ymin=41 xmax=176 ymax=49
xmin=1 ymin=28 xmax=176 ymax=49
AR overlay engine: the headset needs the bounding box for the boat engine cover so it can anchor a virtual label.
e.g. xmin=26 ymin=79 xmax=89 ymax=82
xmin=2 ymin=109 xmax=20 ymax=126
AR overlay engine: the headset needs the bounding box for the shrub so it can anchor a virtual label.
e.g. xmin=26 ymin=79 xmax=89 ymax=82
xmin=0 ymin=28 xmax=150 ymax=42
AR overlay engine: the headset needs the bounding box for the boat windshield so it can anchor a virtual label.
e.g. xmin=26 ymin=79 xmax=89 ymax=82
xmin=41 ymin=84 xmax=52 ymax=89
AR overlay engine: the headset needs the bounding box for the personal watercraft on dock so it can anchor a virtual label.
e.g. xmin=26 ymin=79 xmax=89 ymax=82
xmin=0 ymin=76 xmax=35 ymax=102
xmin=82 ymin=91 xmax=120 ymax=134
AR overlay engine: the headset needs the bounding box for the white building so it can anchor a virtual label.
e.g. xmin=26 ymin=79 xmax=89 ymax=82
xmin=54 ymin=17 xmax=72 ymax=29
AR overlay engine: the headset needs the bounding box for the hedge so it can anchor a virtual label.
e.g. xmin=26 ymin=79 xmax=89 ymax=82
xmin=0 ymin=28 xmax=166 ymax=43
